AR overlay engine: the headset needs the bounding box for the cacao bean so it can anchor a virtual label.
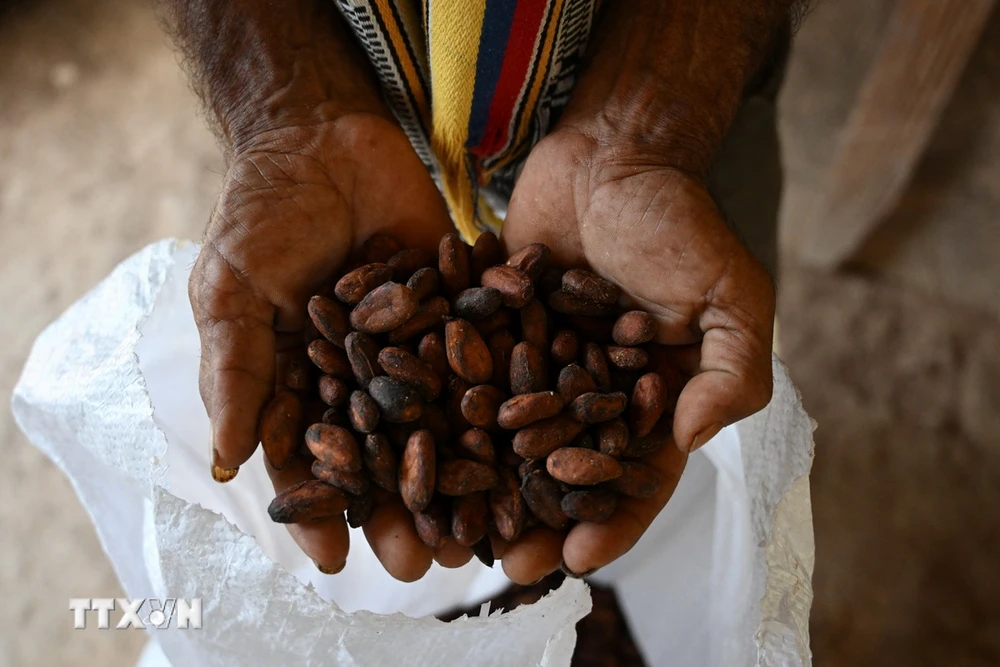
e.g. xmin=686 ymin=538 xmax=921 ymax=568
xmin=307 ymin=339 xmax=352 ymax=378
xmin=417 ymin=331 xmax=451 ymax=380
xmin=446 ymin=375 xmax=472 ymax=432
xmin=346 ymin=490 xmax=373 ymax=528
xmin=455 ymin=428 xmax=496 ymax=466
xmin=452 ymin=492 xmax=489 ymax=547
xmin=520 ymin=469 xmax=568 ymax=531
xmin=473 ymin=307 xmax=513 ymax=337
xmin=602 ymin=461 xmax=661 ymax=499
xmin=363 ymin=233 xmax=402 ymax=264
xmin=548 ymin=290 xmax=617 ymax=317
xmin=348 ymin=390 xmax=380 ymax=433
xmin=597 ymin=418 xmax=629 ymax=457
xmin=630 ymin=372 xmax=667 ymax=437
xmin=363 ymin=433 xmax=398 ymax=492
xmin=470 ymin=230 xmax=503 ymax=279
xmin=583 ymin=343 xmax=612 ymax=391
xmin=305 ymin=423 xmax=362 ymax=472
xmin=268 ymin=480 xmax=349 ymax=524
xmin=368 ymin=376 xmax=424 ymax=423
xmin=259 ymin=389 xmax=303 ymax=470
xmin=350 ymin=282 xmax=419 ymax=334
xmin=546 ymin=447 xmax=622 ymax=485
xmin=335 ymin=263 xmax=393 ymax=305
xmin=311 ymin=460 xmax=369 ymax=496
xmin=612 ymin=310 xmax=657 ymax=346
xmin=445 ymin=318 xmax=493 ymax=384
xmin=460 ymin=384 xmax=506 ymax=430
xmin=472 ymin=536 xmax=495 ymax=568
xmin=406 ymin=267 xmax=440 ymax=300
xmin=378 ymin=346 xmax=442 ymax=401
xmin=438 ymin=232 xmax=471 ymax=296
xmin=622 ymin=418 xmax=671 ymax=458
xmin=322 ymin=407 xmax=349 ymax=427
xmin=506 ymin=243 xmax=550 ymax=280
xmin=510 ymin=342 xmax=547 ymax=395
xmin=519 ymin=298 xmax=549 ymax=350
xmin=413 ymin=497 xmax=450 ymax=548
xmin=308 ymin=295 xmax=349 ymax=348
xmin=606 ymin=345 xmax=649 ymax=371
xmin=557 ymin=363 xmax=598 ymax=404
xmin=436 ymin=459 xmax=499 ymax=495
xmin=496 ymin=391 xmax=564 ymax=429
xmin=562 ymin=269 xmax=620 ymax=306
xmin=399 ymin=430 xmax=436 ymax=512
xmin=387 ymin=247 xmax=434 ymax=281
xmin=512 ymin=414 xmax=584 ymax=458
xmin=454 ymin=287 xmax=502 ymax=320
xmin=489 ymin=467 xmax=526 ymax=541
xmin=480 ymin=265 xmax=534 ymax=308
xmin=487 ymin=329 xmax=516 ymax=392
xmin=318 ymin=375 xmax=350 ymax=407
xmin=550 ymin=329 xmax=579 ymax=366
xmin=561 ymin=489 xmax=618 ymax=523
xmin=284 ymin=356 xmax=312 ymax=393
xmin=344 ymin=332 xmax=382 ymax=388
xmin=387 ymin=296 xmax=450 ymax=343
xmin=569 ymin=391 xmax=627 ymax=424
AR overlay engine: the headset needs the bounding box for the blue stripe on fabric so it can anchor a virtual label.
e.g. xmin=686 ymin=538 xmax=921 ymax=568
xmin=466 ymin=0 xmax=519 ymax=150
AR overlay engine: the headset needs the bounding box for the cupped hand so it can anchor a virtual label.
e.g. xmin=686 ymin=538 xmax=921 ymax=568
xmin=498 ymin=126 xmax=775 ymax=582
xmin=190 ymin=113 xmax=453 ymax=579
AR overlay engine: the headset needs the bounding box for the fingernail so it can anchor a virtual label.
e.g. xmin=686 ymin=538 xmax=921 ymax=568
xmin=210 ymin=430 xmax=238 ymax=483
xmin=314 ymin=560 xmax=345 ymax=575
xmin=560 ymin=559 xmax=598 ymax=579
xmin=689 ymin=422 xmax=723 ymax=453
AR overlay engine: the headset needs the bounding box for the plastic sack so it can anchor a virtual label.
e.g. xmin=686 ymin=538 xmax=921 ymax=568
xmin=12 ymin=239 xmax=815 ymax=666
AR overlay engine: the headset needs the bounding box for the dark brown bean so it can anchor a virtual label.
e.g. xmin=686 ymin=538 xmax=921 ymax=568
xmin=399 ymin=430 xmax=436 ymax=512
xmin=438 ymin=232 xmax=471 ymax=297
xmin=470 ymin=230 xmax=503 ymax=279
xmin=363 ymin=233 xmax=402 ymax=264
xmin=346 ymin=490 xmax=373 ymax=528
xmin=446 ymin=375 xmax=472 ymax=432
xmin=378 ymin=346 xmax=442 ymax=401
xmin=413 ymin=497 xmax=450 ymax=548
xmin=520 ymin=469 xmax=568 ymax=531
xmin=452 ymin=492 xmax=489 ymax=547
xmin=311 ymin=461 xmax=369 ymax=496
xmin=546 ymin=447 xmax=622 ymax=485
xmin=305 ymin=424 xmax=362 ymax=472
xmin=344 ymin=332 xmax=382 ymax=388
xmin=268 ymin=480 xmax=349 ymax=524
xmin=307 ymin=339 xmax=353 ymax=378
xmin=561 ymin=269 xmax=620 ymax=306
xmin=510 ymin=342 xmax=547 ymax=395
xmin=598 ymin=418 xmax=629 ymax=457
xmin=630 ymin=372 xmax=668 ymax=437
xmin=383 ymin=422 xmax=417 ymax=453
xmin=318 ymin=375 xmax=350 ymax=407
xmin=550 ymin=329 xmax=579 ymax=366
xmin=487 ymin=329 xmax=516 ymax=392
xmin=473 ymin=536 xmax=495 ymax=568
xmin=386 ymin=296 xmax=451 ymax=344
xmin=335 ymin=263 xmax=393 ymax=305
xmin=517 ymin=301 xmax=548 ymax=354
xmin=548 ymin=290 xmax=617 ymax=317
xmin=362 ymin=433 xmax=398 ymax=493
xmin=406 ymin=267 xmax=440 ymax=300
xmin=308 ymin=295 xmax=350 ymax=348
xmin=490 ymin=467 xmax=526 ymax=541
xmin=283 ymin=356 xmax=312 ymax=393
xmin=368 ymin=376 xmax=424 ymax=423
xmin=512 ymin=414 xmax=584 ymax=458
xmin=569 ymin=391 xmax=627 ymax=424
xmin=348 ymin=390 xmax=380 ymax=434
xmin=505 ymin=243 xmax=550 ymax=280
xmin=454 ymin=287 xmax=502 ymax=320
xmin=497 ymin=391 xmax=564 ymax=430
xmin=350 ymin=282 xmax=419 ymax=334
xmin=561 ymin=489 xmax=618 ymax=523
xmin=460 ymin=384 xmax=506 ymax=430
xmin=259 ymin=389 xmax=303 ymax=470
xmin=387 ymin=248 xmax=435 ymax=281
xmin=602 ymin=461 xmax=662 ymax=499
xmin=445 ymin=318 xmax=493 ymax=384
xmin=557 ymin=363 xmax=598 ymax=404
xmin=322 ymin=407 xmax=349 ymax=427
xmin=606 ymin=345 xmax=649 ymax=370
xmin=480 ymin=266 xmax=534 ymax=308
xmin=612 ymin=311 xmax=657 ymax=346
xmin=583 ymin=343 xmax=612 ymax=391
xmin=455 ymin=428 xmax=496 ymax=466
xmin=436 ymin=459 xmax=499 ymax=495
xmin=473 ymin=307 xmax=513 ymax=337
xmin=417 ymin=331 xmax=451 ymax=380
xmin=623 ymin=419 xmax=672 ymax=458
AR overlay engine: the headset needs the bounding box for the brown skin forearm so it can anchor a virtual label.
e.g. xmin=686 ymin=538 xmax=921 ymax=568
xmin=562 ymin=0 xmax=800 ymax=177
xmin=155 ymin=0 xmax=385 ymax=156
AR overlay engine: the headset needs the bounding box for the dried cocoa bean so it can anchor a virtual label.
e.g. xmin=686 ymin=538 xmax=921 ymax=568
xmin=602 ymin=461 xmax=661 ymax=499
xmin=322 ymin=407 xmax=349 ymax=427
xmin=470 ymin=230 xmax=503 ymax=279
xmin=487 ymin=329 xmax=516 ymax=392
xmin=387 ymin=247 xmax=434 ymax=281
xmin=268 ymin=480 xmax=349 ymax=524
xmin=311 ymin=460 xmax=369 ymax=496
xmin=436 ymin=459 xmax=499 ymax=495
xmin=305 ymin=423 xmax=362 ymax=472
xmin=452 ymin=492 xmax=489 ymax=547
xmin=308 ymin=295 xmax=349 ymax=348
xmin=548 ymin=290 xmax=617 ymax=317
xmin=350 ymin=282 xmax=419 ymax=334
xmin=344 ymin=332 xmax=382 ymax=388
xmin=546 ymin=447 xmax=622 ymax=485
xmin=569 ymin=391 xmax=627 ymax=424
xmin=363 ymin=433 xmax=398 ymax=492
xmin=335 ymin=263 xmax=393 ymax=304
xmin=348 ymin=390 xmax=380 ymax=433
xmin=446 ymin=375 xmax=472 ymax=432
xmin=557 ymin=363 xmax=598 ymax=404
xmin=363 ymin=233 xmax=402 ymax=264
xmin=445 ymin=318 xmax=493 ymax=384
xmin=387 ymin=296 xmax=450 ymax=343
xmin=597 ymin=418 xmax=629 ymax=457
xmin=612 ymin=310 xmax=657 ymax=346
xmin=520 ymin=469 xmax=568 ymax=531
xmin=472 ymin=536 xmax=495 ymax=568
xmin=606 ymin=345 xmax=649 ymax=371
xmin=259 ymin=389 xmax=303 ymax=470
xmin=346 ymin=490 xmax=373 ymax=528
xmin=489 ymin=467 xmax=526 ymax=541
xmin=630 ymin=372 xmax=667 ymax=437
xmin=413 ymin=497 xmax=450 ymax=548
xmin=454 ymin=287 xmax=502 ymax=320
xmin=583 ymin=343 xmax=612 ymax=391
xmin=417 ymin=331 xmax=451 ymax=380
xmin=368 ymin=376 xmax=424 ymax=423
xmin=519 ymin=299 xmax=549 ymax=351
xmin=284 ymin=356 xmax=312 ymax=393
xmin=454 ymin=428 xmax=496 ymax=466
xmin=496 ymin=391 xmax=564 ymax=429
xmin=512 ymin=414 xmax=584 ymax=458
xmin=307 ymin=339 xmax=352 ymax=378
xmin=561 ymin=489 xmax=618 ymax=523
xmin=399 ymin=430 xmax=436 ymax=512
xmin=562 ymin=269 xmax=620 ymax=305
xmin=622 ymin=418 xmax=671 ymax=458
xmin=378 ymin=346 xmax=442 ymax=401
xmin=406 ymin=267 xmax=440 ymax=300
xmin=550 ymin=329 xmax=579 ymax=366
xmin=438 ymin=232 xmax=471 ymax=296
xmin=460 ymin=384 xmax=506 ymax=430
xmin=505 ymin=243 xmax=550 ymax=280
xmin=480 ymin=266 xmax=533 ymax=308
xmin=318 ymin=375 xmax=350 ymax=407
xmin=509 ymin=342 xmax=547 ymax=395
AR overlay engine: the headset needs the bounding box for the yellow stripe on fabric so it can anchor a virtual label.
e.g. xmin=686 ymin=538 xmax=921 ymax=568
xmin=513 ymin=0 xmax=564 ymax=147
xmin=429 ymin=0 xmax=487 ymax=242
xmin=375 ymin=0 xmax=431 ymax=128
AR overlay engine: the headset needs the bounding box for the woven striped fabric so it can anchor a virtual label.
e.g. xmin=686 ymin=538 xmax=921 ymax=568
xmin=334 ymin=0 xmax=601 ymax=241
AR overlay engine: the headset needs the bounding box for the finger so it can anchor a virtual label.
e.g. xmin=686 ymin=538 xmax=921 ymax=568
xmin=562 ymin=438 xmax=687 ymax=575
xmin=265 ymin=456 xmax=351 ymax=573
xmin=433 ymin=537 xmax=474 ymax=569
xmin=191 ymin=247 xmax=277 ymax=472
xmin=362 ymin=496 xmax=434 ymax=582
xmin=500 ymin=527 xmax=565 ymax=585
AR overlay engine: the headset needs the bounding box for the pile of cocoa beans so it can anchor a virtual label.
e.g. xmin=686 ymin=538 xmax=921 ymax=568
xmin=261 ymin=231 xmax=679 ymax=568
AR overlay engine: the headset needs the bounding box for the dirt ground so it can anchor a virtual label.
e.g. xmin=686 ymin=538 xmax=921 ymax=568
xmin=1 ymin=0 xmax=998 ymax=665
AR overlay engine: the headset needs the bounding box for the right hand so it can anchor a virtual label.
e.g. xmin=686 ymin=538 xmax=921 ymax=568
xmin=190 ymin=114 xmax=454 ymax=579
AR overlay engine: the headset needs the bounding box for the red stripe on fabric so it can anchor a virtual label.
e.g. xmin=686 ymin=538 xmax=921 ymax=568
xmin=469 ymin=0 xmax=549 ymax=158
